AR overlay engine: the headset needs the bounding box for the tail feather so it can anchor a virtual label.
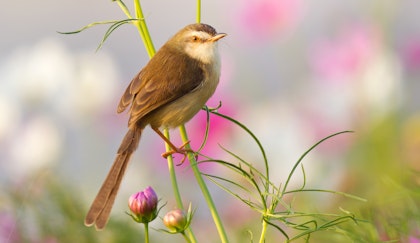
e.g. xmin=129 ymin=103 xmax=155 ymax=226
xmin=85 ymin=127 xmax=142 ymax=230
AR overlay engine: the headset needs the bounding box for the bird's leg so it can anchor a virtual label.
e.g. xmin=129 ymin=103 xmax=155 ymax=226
xmin=152 ymin=127 xmax=193 ymax=164
xmin=161 ymin=140 xmax=192 ymax=164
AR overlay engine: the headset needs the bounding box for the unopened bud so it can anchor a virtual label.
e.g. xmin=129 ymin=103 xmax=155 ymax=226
xmin=163 ymin=209 xmax=188 ymax=233
xmin=128 ymin=186 xmax=158 ymax=224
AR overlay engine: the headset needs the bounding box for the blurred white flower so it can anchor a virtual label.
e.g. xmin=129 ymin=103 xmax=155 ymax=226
xmin=356 ymin=49 xmax=403 ymax=120
xmin=236 ymin=100 xmax=315 ymax=185
xmin=1 ymin=39 xmax=74 ymax=106
xmin=69 ymin=52 xmax=118 ymax=117
xmin=8 ymin=116 xmax=63 ymax=178
xmin=0 ymin=96 xmax=20 ymax=141
xmin=0 ymin=38 xmax=119 ymax=123
xmin=0 ymin=38 xmax=121 ymax=181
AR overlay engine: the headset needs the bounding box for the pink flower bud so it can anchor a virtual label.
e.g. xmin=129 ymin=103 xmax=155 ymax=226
xmin=128 ymin=186 xmax=158 ymax=223
xmin=163 ymin=209 xmax=188 ymax=232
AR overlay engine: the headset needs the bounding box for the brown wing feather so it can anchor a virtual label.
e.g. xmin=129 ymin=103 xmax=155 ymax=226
xmin=118 ymin=45 xmax=204 ymax=128
xmin=117 ymin=71 xmax=142 ymax=114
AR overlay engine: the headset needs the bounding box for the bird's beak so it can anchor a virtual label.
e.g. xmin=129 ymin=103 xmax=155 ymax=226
xmin=209 ymin=33 xmax=227 ymax=42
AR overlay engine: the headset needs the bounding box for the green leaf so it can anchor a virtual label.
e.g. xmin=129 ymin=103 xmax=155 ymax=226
xmin=282 ymin=131 xmax=353 ymax=195
xmin=96 ymin=18 xmax=139 ymax=51
xmin=57 ymin=18 xmax=138 ymax=52
xmin=209 ymin=111 xmax=270 ymax=187
xmin=57 ymin=20 xmax=119 ymax=35
xmin=284 ymin=189 xmax=367 ymax=202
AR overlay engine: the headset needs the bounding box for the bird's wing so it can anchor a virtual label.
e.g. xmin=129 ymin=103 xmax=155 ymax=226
xmin=117 ymin=46 xmax=204 ymax=128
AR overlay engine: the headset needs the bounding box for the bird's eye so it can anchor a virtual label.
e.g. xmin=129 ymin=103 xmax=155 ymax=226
xmin=192 ymin=36 xmax=199 ymax=42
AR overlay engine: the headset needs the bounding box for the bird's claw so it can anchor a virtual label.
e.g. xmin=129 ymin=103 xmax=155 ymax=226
xmin=161 ymin=141 xmax=195 ymax=165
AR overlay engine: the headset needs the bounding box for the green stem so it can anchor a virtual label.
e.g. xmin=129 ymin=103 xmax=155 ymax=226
xmin=179 ymin=125 xmax=229 ymax=243
xmin=164 ymin=129 xmax=183 ymax=207
xmin=133 ymin=0 xmax=155 ymax=57
xmin=196 ymin=0 xmax=201 ymax=23
xmin=116 ymin=0 xmax=154 ymax=56
xmin=116 ymin=0 xmax=132 ymax=18
xmin=259 ymin=217 xmax=268 ymax=243
xmin=182 ymin=232 xmax=192 ymax=243
xmin=164 ymin=129 xmax=198 ymax=243
xmin=144 ymin=222 xmax=150 ymax=243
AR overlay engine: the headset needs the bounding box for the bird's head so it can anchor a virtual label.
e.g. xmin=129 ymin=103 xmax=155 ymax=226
xmin=169 ymin=23 xmax=227 ymax=64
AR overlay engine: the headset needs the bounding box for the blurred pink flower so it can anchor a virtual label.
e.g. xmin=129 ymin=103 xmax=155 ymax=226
xmin=409 ymin=236 xmax=420 ymax=243
xmin=186 ymin=97 xmax=236 ymax=156
xmin=235 ymin=0 xmax=303 ymax=42
xmin=401 ymin=37 xmax=420 ymax=71
xmin=310 ymin=24 xmax=378 ymax=82
xmin=0 ymin=212 xmax=20 ymax=243
xmin=300 ymin=109 xmax=354 ymax=155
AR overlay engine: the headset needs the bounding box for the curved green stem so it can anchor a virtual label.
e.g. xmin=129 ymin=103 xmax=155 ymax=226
xmin=179 ymin=125 xmax=229 ymax=243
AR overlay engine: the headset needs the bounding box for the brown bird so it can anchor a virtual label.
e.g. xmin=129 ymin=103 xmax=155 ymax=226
xmin=84 ymin=23 xmax=226 ymax=230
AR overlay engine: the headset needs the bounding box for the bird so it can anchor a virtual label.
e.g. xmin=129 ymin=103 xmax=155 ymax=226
xmin=84 ymin=23 xmax=227 ymax=230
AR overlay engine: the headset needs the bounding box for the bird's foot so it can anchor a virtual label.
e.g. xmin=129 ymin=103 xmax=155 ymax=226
xmin=161 ymin=141 xmax=194 ymax=165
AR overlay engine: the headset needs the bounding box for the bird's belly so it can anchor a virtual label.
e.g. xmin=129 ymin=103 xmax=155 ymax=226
xmin=149 ymin=76 xmax=219 ymax=128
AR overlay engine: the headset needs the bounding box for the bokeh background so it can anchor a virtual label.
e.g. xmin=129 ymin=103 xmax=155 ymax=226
xmin=1 ymin=0 xmax=419 ymax=242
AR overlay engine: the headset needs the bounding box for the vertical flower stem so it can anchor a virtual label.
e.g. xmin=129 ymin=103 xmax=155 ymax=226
xmin=179 ymin=125 xmax=229 ymax=243
xmin=116 ymin=0 xmax=155 ymax=57
xmin=196 ymin=0 xmax=201 ymax=23
xmin=182 ymin=232 xmax=192 ymax=243
xmin=164 ymin=130 xmax=183 ymax=207
xmin=144 ymin=222 xmax=150 ymax=243
xmin=133 ymin=0 xmax=155 ymax=57
xmin=258 ymin=218 xmax=268 ymax=243
xmin=164 ymin=130 xmax=197 ymax=243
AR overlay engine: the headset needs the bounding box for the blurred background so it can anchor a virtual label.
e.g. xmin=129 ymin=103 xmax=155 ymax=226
xmin=1 ymin=0 xmax=419 ymax=242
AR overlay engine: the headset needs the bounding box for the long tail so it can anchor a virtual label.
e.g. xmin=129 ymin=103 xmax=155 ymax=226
xmin=84 ymin=127 xmax=142 ymax=230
